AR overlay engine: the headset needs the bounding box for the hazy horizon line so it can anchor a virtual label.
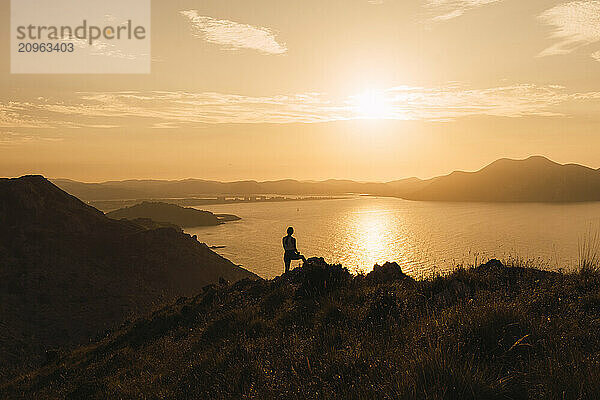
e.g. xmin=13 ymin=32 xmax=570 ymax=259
xmin=10 ymin=154 xmax=598 ymax=184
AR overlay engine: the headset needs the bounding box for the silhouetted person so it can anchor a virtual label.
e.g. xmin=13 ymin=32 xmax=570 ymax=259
xmin=283 ymin=227 xmax=306 ymax=273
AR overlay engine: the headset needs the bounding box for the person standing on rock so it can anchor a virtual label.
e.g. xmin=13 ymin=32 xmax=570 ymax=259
xmin=283 ymin=227 xmax=306 ymax=273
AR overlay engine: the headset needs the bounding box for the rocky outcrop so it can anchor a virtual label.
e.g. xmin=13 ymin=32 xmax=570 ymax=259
xmin=367 ymin=262 xmax=413 ymax=283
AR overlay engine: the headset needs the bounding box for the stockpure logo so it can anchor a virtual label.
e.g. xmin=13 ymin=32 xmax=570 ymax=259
xmin=11 ymin=0 xmax=151 ymax=74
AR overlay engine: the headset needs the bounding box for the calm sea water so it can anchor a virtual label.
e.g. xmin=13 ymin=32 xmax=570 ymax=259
xmin=185 ymin=197 xmax=600 ymax=279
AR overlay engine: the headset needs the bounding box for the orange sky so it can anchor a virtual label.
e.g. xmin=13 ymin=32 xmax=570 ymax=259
xmin=1 ymin=0 xmax=600 ymax=181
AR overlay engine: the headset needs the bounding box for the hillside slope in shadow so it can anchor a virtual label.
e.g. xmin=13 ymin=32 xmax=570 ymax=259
xmin=0 ymin=176 xmax=257 ymax=381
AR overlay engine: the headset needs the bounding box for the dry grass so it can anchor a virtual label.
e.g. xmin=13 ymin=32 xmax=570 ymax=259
xmin=579 ymin=227 xmax=600 ymax=273
xmin=3 ymin=258 xmax=600 ymax=399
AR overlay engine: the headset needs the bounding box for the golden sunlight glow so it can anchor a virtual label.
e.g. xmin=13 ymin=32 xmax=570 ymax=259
xmin=350 ymin=89 xmax=394 ymax=119
xmin=345 ymin=207 xmax=400 ymax=271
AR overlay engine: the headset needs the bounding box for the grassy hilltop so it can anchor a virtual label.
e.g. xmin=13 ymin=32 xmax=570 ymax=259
xmin=4 ymin=258 xmax=600 ymax=399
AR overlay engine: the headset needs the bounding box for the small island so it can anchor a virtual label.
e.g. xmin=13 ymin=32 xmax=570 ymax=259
xmin=106 ymin=201 xmax=241 ymax=228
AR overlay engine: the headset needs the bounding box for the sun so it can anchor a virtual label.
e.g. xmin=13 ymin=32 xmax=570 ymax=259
xmin=351 ymin=89 xmax=393 ymax=119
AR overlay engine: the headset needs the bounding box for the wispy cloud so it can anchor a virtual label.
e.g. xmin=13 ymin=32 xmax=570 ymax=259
xmin=180 ymin=10 xmax=287 ymax=55
xmin=538 ymin=1 xmax=600 ymax=57
xmin=1 ymin=84 xmax=599 ymax=131
xmin=0 ymin=131 xmax=63 ymax=146
xmin=0 ymin=131 xmax=30 ymax=145
xmin=0 ymin=103 xmax=58 ymax=128
xmin=34 ymin=92 xmax=345 ymax=125
xmin=425 ymin=0 xmax=502 ymax=21
xmin=382 ymin=84 xmax=593 ymax=120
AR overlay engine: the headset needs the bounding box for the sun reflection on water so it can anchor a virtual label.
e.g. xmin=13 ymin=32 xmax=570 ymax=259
xmin=353 ymin=210 xmax=394 ymax=268
xmin=335 ymin=206 xmax=405 ymax=274
xmin=331 ymin=204 xmax=438 ymax=277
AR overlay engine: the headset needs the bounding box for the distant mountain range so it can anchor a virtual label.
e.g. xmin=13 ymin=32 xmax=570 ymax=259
xmin=0 ymin=176 xmax=256 ymax=380
xmin=52 ymin=177 xmax=399 ymax=200
xmin=52 ymin=156 xmax=600 ymax=202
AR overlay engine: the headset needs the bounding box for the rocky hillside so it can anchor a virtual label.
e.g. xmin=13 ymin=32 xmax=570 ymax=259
xmin=3 ymin=258 xmax=600 ymax=399
xmin=0 ymin=176 xmax=257 ymax=381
